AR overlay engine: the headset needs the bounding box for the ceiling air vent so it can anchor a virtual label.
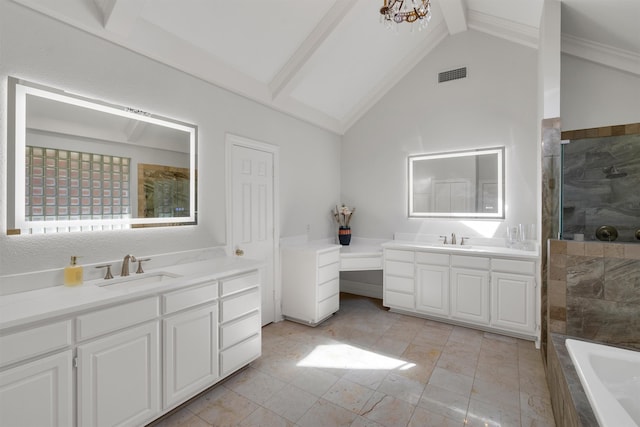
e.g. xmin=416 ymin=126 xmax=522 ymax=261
xmin=438 ymin=67 xmax=467 ymax=83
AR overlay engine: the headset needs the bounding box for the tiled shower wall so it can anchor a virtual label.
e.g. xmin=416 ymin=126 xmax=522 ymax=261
xmin=548 ymin=239 xmax=640 ymax=350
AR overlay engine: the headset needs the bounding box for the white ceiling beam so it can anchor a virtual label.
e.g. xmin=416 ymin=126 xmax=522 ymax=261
xmin=94 ymin=0 xmax=147 ymax=36
xmin=562 ymin=34 xmax=640 ymax=77
xmin=269 ymin=0 xmax=358 ymax=101
xmin=123 ymin=118 xmax=147 ymax=143
xmin=436 ymin=0 xmax=467 ymax=35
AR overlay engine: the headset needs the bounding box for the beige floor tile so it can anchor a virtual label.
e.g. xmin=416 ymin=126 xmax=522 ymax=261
xmin=360 ymin=391 xmax=415 ymax=427
xmin=238 ymin=407 xmax=294 ymax=427
xmin=408 ymin=406 xmax=463 ymax=427
xmin=465 ymin=398 xmax=521 ymax=427
xmin=296 ymin=398 xmax=358 ymax=427
xmin=152 ymin=407 xmax=210 ymax=427
xmin=289 ymin=367 xmax=340 ymax=397
xmin=188 ymin=387 xmax=258 ymax=426
xmin=223 ymin=367 xmax=286 ymax=405
xmin=166 ymin=294 xmax=557 ymax=427
xmin=263 ymin=384 xmax=318 ymax=423
xmin=471 ymin=377 xmax=520 ymax=413
xmin=418 ymin=384 xmax=470 ymax=423
xmin=377 ymin=372 xmax=425 ymax=405
xmin=430 ymin=366 xmax=474 ymax=396
xmin=349 ymin=415 xmax=386 ymax=427
xmin=323 ymin=378 xmax=376 ymax=412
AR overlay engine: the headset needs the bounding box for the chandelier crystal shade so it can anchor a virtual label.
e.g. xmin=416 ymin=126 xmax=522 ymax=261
xmin=380 ymin=0 xmax=432 ymax=30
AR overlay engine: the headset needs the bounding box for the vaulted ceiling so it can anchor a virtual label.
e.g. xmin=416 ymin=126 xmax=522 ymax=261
xmin=12 ymin=0 xmax=640 ymax=134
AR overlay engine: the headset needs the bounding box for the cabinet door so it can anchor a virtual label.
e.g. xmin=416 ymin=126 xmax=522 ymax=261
xmin=78 ymin=322 xmax=160 ymax=427
xmin=491 ymin=272 xmax=535 ymax=334
xmin=163 ymin=303 xmax=218 ymax=409
xmin=416 ymin=264 xmax=450 ymax=316
xmin=0 ymin=351 xmax=72 ymax=427
xmin=450 ymin=268 xmax=490 ymax=324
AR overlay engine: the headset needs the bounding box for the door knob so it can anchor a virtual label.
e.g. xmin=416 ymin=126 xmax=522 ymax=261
xmin=235 ymin=248 xmax=244 ymax=256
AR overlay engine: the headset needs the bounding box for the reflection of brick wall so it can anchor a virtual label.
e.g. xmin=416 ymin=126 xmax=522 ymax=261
xmin=547 ymin=240 xmax=640 ymax=350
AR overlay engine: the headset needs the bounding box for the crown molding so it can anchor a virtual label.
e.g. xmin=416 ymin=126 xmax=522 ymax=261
xmin=467 ymin=9 xmax=538 ymax=49
xmin=561 ymin=33 xmax=640 ymax=76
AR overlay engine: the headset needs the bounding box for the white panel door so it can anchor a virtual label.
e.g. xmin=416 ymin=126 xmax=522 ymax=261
xmin=0 ymin=351 xmax=73 ymax=427
xmin=416 ymin=264 xmax=450 ymax=316
xmin=163 ymin=303 xmax=218 ymax=409
xmin=450 ymin=267 xmax=490 ymax=324
xmin=491 ymin=272 xmax=535 ymax=334
xmin=229 ymin=137 xmax=277 ymax=325
xmin=78 ymin=322 xmax=160 ymax=427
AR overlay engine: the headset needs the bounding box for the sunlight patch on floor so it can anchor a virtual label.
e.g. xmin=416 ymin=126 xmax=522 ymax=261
xmin=297 ymin=344 xmax=416 ymax=370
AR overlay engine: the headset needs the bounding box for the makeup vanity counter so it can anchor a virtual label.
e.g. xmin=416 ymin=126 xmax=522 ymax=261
xmin=0 ymin=256 xmax=263 ymax=427
xmin=382 ymin=240 xmax=540 ymax=345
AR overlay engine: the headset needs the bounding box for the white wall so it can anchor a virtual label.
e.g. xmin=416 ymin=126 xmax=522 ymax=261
xmin=342 ymin=30 xmax=539 ymax=240
xmin=0 ymin=1 xmax=341 ymax=276
xmin=561 ymin=54 xmax=640 ymax=130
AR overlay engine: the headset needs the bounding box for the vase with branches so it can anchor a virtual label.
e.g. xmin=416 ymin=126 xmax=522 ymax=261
xmin=333 ymin=205 xmax=355 ymax=245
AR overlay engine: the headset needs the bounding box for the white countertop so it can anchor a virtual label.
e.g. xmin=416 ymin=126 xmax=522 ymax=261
xmin=383 ymin=240 xmax=539 ymax=259
xmin=0 ymin=257 xmax=263 ymax=331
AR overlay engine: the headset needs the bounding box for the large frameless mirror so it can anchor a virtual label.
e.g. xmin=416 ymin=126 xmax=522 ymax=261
xmin=7 ymin=77 xmax=197 ymax=234
xmin=408 ymin=147 xmax=504 ymax=218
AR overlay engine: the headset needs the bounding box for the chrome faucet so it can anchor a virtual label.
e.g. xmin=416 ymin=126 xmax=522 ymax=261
xmin=451 ymin=233 xmax=456 ymax=245
xmin=440 ymin=235 xmax=448 ymax=245
xmin=121 ymin=254 xmax=137 ymax=276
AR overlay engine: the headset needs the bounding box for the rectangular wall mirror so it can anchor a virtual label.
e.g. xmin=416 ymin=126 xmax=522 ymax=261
xmin=7 ymin=77 xmax=197 ymax=234
xmin=408 ymin=147 xmax=504 ymax=218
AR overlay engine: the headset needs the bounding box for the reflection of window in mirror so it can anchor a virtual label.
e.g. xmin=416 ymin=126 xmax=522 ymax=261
xmin=137 ymin=164 xmax=190 ymax=224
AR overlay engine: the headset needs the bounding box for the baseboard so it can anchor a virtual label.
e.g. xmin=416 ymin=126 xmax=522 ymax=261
xmin=340 ymin=279 xmax=382 ymax=299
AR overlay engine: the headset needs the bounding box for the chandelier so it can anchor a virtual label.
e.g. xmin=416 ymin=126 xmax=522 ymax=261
xmin=380 ymin=0 xmax=432 ymax=30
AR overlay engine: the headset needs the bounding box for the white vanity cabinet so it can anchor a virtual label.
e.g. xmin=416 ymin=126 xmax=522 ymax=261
xmin=0 ymin=319 xmax=73 ymax=427
xmin=383 ymin=244 xmax=539 ymax=342
xmin=219 ymin=272 xmax=261 ymax=376
xmin=415 ymin=252 xmax=449 ymax=316
xmin=163 ymin=281 xmax=219 ymax=408
xmin=282 ymin=245 xmax=340 ymax=325
xmin=77 ymin=297 xmax=161 ymax=427
xmin=450 ymin=256 xmax=490 ymax=325
xmin=383 ymin=249 xmax=415 ymax=310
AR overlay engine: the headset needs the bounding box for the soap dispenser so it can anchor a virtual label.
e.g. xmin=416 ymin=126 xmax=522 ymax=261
xmin=64 ymin=256 xmax=83 ymax=286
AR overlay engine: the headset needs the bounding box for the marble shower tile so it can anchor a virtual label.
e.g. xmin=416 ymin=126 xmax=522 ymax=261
xmin=566 ymin=256 xmax=604 ymax=298
xmin=604 ymin=258 xmax=640 ymax=303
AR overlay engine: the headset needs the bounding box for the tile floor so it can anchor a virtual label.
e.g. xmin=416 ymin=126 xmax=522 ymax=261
xmin=152 ymin=294 xmax=556 ymax=427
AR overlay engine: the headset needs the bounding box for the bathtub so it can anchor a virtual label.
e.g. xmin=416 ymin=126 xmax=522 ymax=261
xmin=566 ymin=339 xmax=640 ymax=427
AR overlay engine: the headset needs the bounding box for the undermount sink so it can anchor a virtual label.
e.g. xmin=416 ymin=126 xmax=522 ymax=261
xmin=97 ymin=272 xmax=181 ymax=288
xmin=421 ymin=243 xmax=473 ymax=249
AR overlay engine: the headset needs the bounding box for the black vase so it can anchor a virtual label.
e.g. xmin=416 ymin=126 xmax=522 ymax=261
xmin=338 ymin=226 xmax=351 ymax=245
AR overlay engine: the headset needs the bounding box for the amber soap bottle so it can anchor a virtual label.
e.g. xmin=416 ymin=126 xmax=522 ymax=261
xmin=64 ymin=256 xmax=83 ymax=286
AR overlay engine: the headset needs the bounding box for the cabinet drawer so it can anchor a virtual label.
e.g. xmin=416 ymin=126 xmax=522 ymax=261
xmin=318 ymin=294 xmax=339 ymax=320
xmin=385 ymin=260 xmax=414 ymax=277
xmin=318 ymin=249 xmax=340 ymax=267
xmin=76 ymin=297 xmax=159 ymax=341
xmin=491 ymin=258 xmax=535 ymax=275
xmin=220 ymin=311 xmax=260 ymax=350
xmin=220 ymin=272 xmax=260 ymax=297
xmin=0 ymin=320 xmax=72 ymax=367
xmin=384 ymin=291 xmax=414 ymax=310
xmin=163 ymin=281 xmax=218 ymax=314
xmin=416 ymin=252 xmax=449 ymax=266
xmin=385 ymin=275 xmax=414 ymax=293
xmin=220 ymin=334 xmax=261 ymax=375
xmin=318 ymin=262 xmax=339 ymax=284
xmin=340 ymin=255 xmax=383 ymax=271
xmin=318 ymin=278 xmax=339 ymax=301
xmin=220 ymin=288 xmax=260 ymax=324
xmin=385 ymin=249 xmax=414 ymax=262
xmin=451 ymin=255 xmax=490 ymax=270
